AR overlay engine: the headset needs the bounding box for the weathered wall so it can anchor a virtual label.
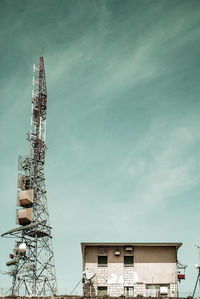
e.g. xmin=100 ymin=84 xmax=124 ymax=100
xmin=134 ymin=246 xmax=177 ymax=284
xmin=83 ymin=245 xmax=178 ymax=297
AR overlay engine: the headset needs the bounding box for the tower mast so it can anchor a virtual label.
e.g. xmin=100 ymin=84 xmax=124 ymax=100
xmin=1 ymin=54 xmax=57 ymax=295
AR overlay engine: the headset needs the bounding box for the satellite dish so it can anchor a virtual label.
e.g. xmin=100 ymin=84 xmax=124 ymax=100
xmin=84 ymin=268 xmax=95 ymax=280
xmin=195 ymin=264 xmax=200 ymax=269
xmin=18 ymin=243 xmax=26 ymax=254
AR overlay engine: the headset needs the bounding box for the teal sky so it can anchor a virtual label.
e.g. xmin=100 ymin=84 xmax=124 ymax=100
xmin=0 ymin=0 xmax=200 ymax=295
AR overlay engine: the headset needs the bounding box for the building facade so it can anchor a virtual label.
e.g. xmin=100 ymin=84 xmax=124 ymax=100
xmin=81 ymin=242 xmax=182 ymax=297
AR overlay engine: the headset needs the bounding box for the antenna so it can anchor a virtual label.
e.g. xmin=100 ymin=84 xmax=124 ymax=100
xmin=1 ymin=55 xmax=57 ymax=295
xmin=193 ymin=245 xmax=200 ymax=297
xmin=82 ymin=268 xmax=96 ymax=296
xmin=69 ymin=269 xmax=95 ymax=296
xmin=85 ymin=268 xmax=95 ymax=280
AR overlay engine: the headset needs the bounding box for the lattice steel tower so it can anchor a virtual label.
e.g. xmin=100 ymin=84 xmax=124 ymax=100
xmin=1 ymin=53 xmax=57 ymax=295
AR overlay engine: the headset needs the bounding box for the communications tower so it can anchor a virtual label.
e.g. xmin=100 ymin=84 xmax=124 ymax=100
xmin=1 ymin=53 xmax=57 ymax=295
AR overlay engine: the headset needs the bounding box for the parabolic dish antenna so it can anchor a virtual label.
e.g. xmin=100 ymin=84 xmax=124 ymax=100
xmin=18 ymin=243 xmax=26 ymax=254
xmin=85 ymin=268 xmax=95 ymax=280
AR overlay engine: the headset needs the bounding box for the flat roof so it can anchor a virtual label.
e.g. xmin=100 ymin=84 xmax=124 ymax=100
xmin=81 ymin=242 xmax=182 ymax=253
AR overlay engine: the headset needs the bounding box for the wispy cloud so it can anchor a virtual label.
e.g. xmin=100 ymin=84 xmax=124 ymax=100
xmin=120 ymin=120 xmax=200 ymax=211
xmin=1 ymin=0 xmax=200 ymax=291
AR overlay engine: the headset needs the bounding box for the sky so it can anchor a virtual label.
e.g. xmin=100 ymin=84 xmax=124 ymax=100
xmin=0 ymin=0 xmax=200 ymax=296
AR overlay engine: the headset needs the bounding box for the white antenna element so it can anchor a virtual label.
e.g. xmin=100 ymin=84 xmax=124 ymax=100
xmin=32 ymin=90 xmax=38 ymax=98
xmin=33 ymin=64 xmax=39 ymax=72
xmin=33 ymin=77 xmax=39 ymax=85
xmin=193 ymin=244 xmax=200 ymax=297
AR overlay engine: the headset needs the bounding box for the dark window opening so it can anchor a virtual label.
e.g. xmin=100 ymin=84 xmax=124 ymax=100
xmin=98 ymin=255 xmax=107 ymax=266
xmin=98 ymin=286 xmax=107 ymax=296
xmin=124 ymin=255 xmax=133 ymax=266
xmin=124 ymin=286 xmax=134 ymax=296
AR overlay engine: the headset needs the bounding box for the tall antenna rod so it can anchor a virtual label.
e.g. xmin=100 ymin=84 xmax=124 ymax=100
xmin=193 ymin=245 xmax=200 ymax=297
xmin=1 ymin=53 xmax=57 ymax=295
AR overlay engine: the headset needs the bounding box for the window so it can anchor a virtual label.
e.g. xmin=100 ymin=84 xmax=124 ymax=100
xmin=124 ymin=255 xmax=133 ymax=266
xmin=98 ymin=255 xmax=107 ymax=267
xmin=98 ymin=286 xmax=107 ymax=296
xmin=124 ymin=286 xmax=134 ymax=296
xmin=146 ymin=284 xmax=169 ymax=297
xmin=146 ymin=285 xmax=160 ymax=297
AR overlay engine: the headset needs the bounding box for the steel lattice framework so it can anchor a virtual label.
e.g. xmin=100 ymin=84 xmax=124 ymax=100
xmin=1 ymin=54 xmax=57 ymax=295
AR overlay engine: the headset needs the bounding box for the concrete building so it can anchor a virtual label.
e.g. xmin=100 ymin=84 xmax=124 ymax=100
xmin=81 ymin=242 xmax=182 ymax=297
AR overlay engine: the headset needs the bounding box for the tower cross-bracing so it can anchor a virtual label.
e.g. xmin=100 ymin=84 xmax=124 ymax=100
xmin=1 ymin=54 xmax=57 ymax=296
